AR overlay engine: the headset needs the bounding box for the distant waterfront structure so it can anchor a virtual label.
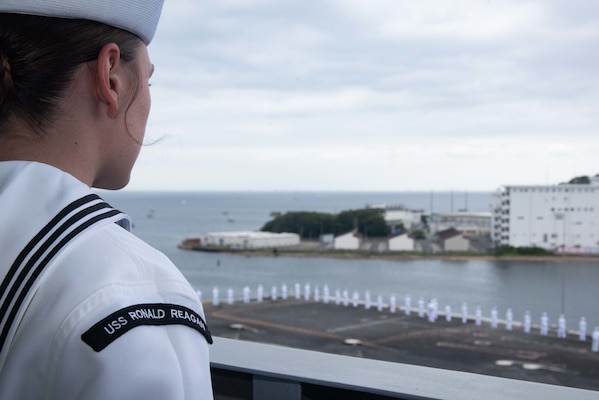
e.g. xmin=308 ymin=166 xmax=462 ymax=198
xmin=428 ymin=212 xmax=492 ymax=236
xmin=333 ymin=229 xmax=362 ymax=250
xmin=387 ymin=231 xmax=415 ymax=252
xmin=492 ymin=179 xmax=599 ymax=253
xmin=436 ymin=228 xmax=470 ymax=252
xmin=379 ymin=205 xmax=425 ymax=231
xmin=180 ymin=231 xmax=300 ymax=250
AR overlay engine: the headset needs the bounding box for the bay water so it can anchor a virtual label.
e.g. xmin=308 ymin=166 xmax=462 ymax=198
xmin=98 ymin=190 xmax=599 ymax=330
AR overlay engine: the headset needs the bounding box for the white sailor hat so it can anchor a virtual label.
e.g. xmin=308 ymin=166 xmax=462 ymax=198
xmin=0 ymin=0 xmax=165 ymax=44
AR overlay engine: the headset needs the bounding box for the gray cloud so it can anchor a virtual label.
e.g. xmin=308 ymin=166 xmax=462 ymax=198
xmin=137 ymin=0 xmax=599 ymax=191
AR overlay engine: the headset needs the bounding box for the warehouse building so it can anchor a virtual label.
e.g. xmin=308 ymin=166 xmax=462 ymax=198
xmin=203 ymin=231 xmax=300 ymax=249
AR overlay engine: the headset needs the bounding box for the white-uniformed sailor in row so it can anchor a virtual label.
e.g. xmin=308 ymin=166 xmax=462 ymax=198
xmin=0 ymin=1 xmax=214 ymax=399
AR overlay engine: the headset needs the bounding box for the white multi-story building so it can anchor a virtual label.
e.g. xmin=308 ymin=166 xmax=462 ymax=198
xmin=492 ymin=181 xmax=599 ymax=253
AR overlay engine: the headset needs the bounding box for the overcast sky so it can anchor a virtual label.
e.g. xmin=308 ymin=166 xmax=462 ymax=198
xmin=131 ymin=0 xmax=599 ymax=192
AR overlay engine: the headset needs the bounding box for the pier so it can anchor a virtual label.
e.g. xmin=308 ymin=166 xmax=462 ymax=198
xmin=204 ymin=296 xmax=599 ymax=392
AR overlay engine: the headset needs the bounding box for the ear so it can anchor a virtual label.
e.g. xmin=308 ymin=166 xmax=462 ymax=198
xmin=95 ymin=43 xmax=123 ymax=118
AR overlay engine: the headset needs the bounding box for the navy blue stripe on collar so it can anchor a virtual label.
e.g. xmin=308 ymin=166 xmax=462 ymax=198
xmin=0 ymin=194 xmax=123 ymax=355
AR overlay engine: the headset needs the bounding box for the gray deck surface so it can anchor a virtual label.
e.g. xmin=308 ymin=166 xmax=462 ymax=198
xmin=204 ymin=298 xmax=599 ymax=392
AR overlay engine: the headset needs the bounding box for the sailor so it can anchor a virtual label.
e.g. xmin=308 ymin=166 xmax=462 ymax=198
xmin=389 ymin=293 xmax=397 ymax=313
xmin=524 ymin=311 xmax=532 ymax=334
xmin=418 ymin=297 xmax=425 ymax=318
xmin=445 ymin=304 xmax=452 ymax=322
xmin=505 ymin=308 xmax=513 ymax=331
xmin=404 ymin=294 xmax=411 ymax=316
xmin=579 ymin=317 xmax=587 ymax=341
xmin=557 ymin=314 xmax=567 ymax=339
xmin=281 ymin=283 xmax=288 ymax=300
xmin=0 ymin=1 xmax=213 ymax=399
xmin=364 ymin=290 xmax=371 ymax=310
xmin=475 ymin=305 xmax=482 ymax=326
xmin=243 ymin=286 xmax=251 ymax=303
xmin=461 ymin=302 xmax=468 ymax=324
xmin=490 ymin=306 xmax=498 ymax=329
xmin=540 ymin=312 xmax=549 ymax=336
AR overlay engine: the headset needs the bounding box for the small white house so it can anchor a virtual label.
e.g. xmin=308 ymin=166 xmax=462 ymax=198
xmin=388 ymin=232 xmax=414 ymax=252
xmin=437 ymin=228 xmax=469 ymax=252
xmin=334 ymin=230 xmax=362 ymax=250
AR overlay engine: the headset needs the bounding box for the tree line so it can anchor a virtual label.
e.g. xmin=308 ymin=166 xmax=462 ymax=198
xmin=260 ymin=209 xmax=390 ymax=239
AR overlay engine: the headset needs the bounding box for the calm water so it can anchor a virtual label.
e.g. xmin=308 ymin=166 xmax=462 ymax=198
xmin=98 ymin=190 xmax=599 ymax=329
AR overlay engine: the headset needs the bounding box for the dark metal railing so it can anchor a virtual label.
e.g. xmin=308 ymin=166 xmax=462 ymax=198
xmin=210 ymin=337 xmax=598 ymax=400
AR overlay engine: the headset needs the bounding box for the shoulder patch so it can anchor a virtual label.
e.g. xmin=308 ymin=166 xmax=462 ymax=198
xmin=82 ymin=303 xmax=213 ymax=352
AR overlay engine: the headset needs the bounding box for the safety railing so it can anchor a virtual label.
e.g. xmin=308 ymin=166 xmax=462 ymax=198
xmin=210 ymin=337 xmax=598 ymax=400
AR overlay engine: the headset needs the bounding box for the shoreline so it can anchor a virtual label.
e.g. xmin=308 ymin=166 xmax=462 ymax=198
xmin=180 ymin=243 xmax=599 ymax=263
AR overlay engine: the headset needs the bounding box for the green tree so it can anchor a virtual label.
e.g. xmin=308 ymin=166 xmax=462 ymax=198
xmin=411 ymin=230 xmax=426 ymax=240
xmin=261 ymin=212 xmax=334 ymax=239
xmin=334 ymin=209 xmax=389 ymax=237
xmin=568 ymin=175 xmax=590 ymax=184
xmin=261 ymin=208 xmax=391 ymax=239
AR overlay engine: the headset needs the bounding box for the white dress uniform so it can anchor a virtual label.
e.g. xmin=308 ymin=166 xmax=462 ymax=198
xmin=0 ymin=161 xmax=213 ymax=399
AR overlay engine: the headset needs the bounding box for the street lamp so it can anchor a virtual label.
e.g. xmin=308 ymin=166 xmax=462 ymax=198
xmin=554 ymin=212 xmax=566 ymax=316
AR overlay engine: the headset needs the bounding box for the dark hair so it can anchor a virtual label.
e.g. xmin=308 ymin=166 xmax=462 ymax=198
xmin=0 ymin=14 xmax=143 ymax=133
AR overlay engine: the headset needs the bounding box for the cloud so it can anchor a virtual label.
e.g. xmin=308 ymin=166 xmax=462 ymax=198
xmin=135 ymin=0 xmax=599 ymax=192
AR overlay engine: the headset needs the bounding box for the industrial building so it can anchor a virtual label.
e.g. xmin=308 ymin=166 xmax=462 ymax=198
xmin=491 ymin=180 xmax=599 ymax=253
xmin=428 ymin=211 xmax=491 ymax=236
xmin=202 ymin=231 xmax=300 ymax=249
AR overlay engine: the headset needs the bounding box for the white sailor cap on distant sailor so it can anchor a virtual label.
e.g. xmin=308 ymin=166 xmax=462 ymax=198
xmin=0 ymin=0 xmax=165 ymax=44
